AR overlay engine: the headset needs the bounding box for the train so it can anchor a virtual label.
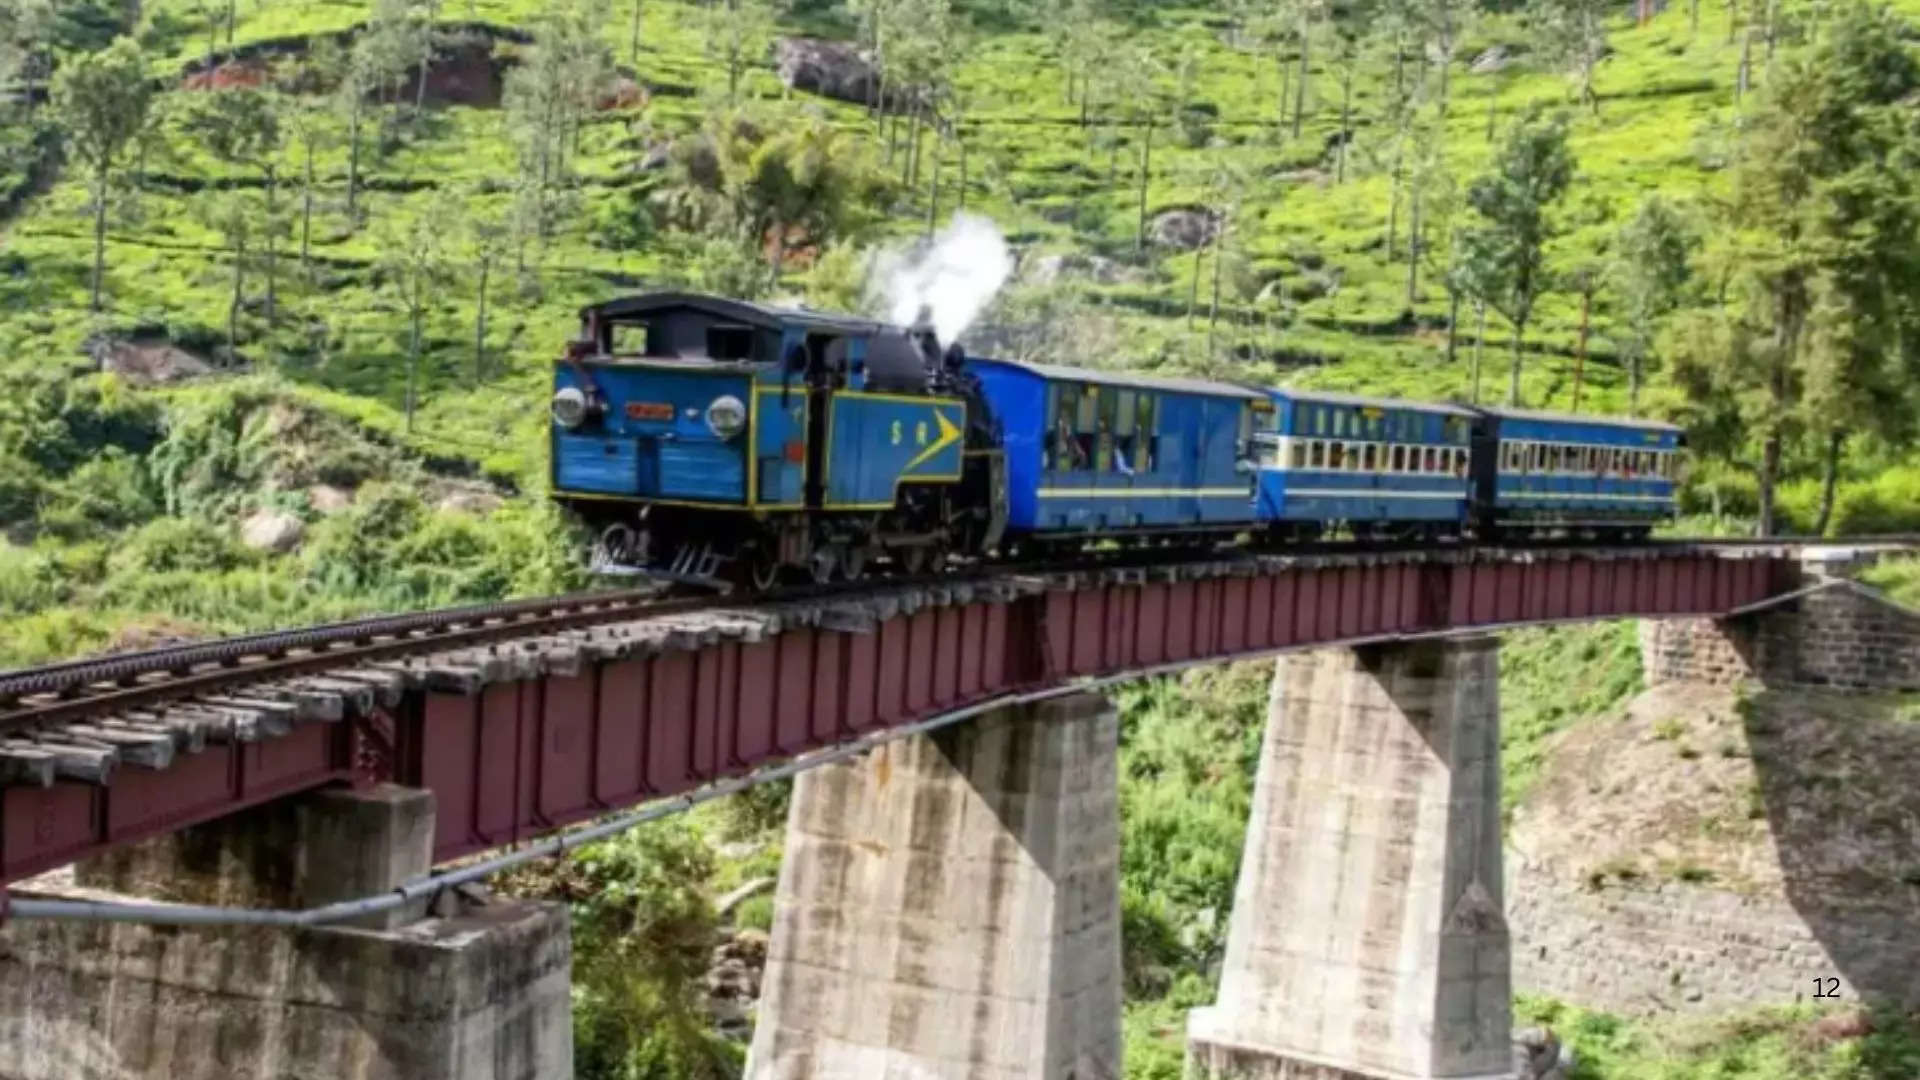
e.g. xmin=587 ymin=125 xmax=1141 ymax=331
xmin=549 ymin=292 xmax=1684 ymax=589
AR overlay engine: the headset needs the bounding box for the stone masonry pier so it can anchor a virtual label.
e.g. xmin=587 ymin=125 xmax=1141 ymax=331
xmin=1188 ymin=639 xmax=1513 ymax=1080
xmin=0 ymin=784 xmax=572 ymax=1080
xmin=746 ymin=694 xmax=1124 ymax=1080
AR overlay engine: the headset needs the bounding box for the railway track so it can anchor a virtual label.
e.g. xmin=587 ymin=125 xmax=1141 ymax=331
xmin=0 ymin=533 xmax=1878 ymax=759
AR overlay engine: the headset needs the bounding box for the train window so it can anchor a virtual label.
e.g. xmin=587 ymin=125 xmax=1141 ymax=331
xmin=1454 ymin=448 xmax=1468 ymax=475
xmin=1361 ymin=444 xmax=1377 ymax=471
xmin=1095 ymin=392 xmax=1119 ymax=471
xmin=1425 ymin=446 xmax=1439 ymax=472
xmin=1114 ymin=391 xmax=1137 ymax=437
xmin=1391 ymin=445 xmax=1407 ymax=472
xmin=1327 ymin=442 xmax=1344 ymax=469
xmin=608 ymin=321 xmax=650 ymax=355
xmin=1332 ymin=411 xmax=1346 ymax=437
xmin=1238 ymin=404 xmax=1254 ymax=449
xmin=707 ymin=324 xmax=755 ymax=361
xmin=1290 ymin=440 xmax=1307 ymax=468
xmin=1049 ymin=386 xmax=1088 ymax=471
xmin=1310 ymin=441 xmax=1326 ymax=468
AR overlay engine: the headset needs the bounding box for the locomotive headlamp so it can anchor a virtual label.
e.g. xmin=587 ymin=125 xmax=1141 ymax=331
xmin=551 ymin=387 xmax=590 ymax=429
xmin=706 ymin=395 xmax=747 ymax=438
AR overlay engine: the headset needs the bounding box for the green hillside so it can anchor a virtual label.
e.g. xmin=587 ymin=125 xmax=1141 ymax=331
xmin=4 ymin=2 xmax=1920 ymax=1077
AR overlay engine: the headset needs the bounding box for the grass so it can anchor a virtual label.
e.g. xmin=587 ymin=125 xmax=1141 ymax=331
xmin=1500 ymin=620 xmax=1645 ymax=812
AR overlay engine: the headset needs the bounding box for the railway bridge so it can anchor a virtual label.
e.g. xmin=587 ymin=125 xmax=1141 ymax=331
xmin=0 ymin=540 xmax=1905 ymax=1080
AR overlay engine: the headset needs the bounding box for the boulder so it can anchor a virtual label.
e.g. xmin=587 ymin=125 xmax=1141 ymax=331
xmin=437 ymin=490 xmax=505 ymax=516
xmin=1150 ymin=208 xmax=1220 ymax=251
xmin=1022 ymin=252 xmax=1147 ymax=286
xmin=1472 ymin=44 xmax=1522 ymax=74
xmin=776 ymin=37 xmax=879 ymax=107
xmin=241 ymin=510 xmax=305 ymax=554
xmin=90 ymin=338 xmax=213 ymax=386
xmin=306 ymin=484 xmax=353 ymax=514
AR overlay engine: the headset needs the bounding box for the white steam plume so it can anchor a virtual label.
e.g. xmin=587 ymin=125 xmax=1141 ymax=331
xmin=869 ymin=212 xmax=1014 ymax=346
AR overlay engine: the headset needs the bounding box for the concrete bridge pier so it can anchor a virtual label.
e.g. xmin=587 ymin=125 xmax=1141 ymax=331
xmin=0 ymin=783 xmax=572 ymax=1080
xmin=1187 ymin=638 xmax=1514 ymax=1080
xmin=746 ymin=693 xmax=1124 ymax=1080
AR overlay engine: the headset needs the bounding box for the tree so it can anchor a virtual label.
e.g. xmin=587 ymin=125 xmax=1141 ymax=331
xmin=1279 ymin=0 xmax=1328 ymax=139
xmin=1454 ymin=108 xmax=1573 ymax=405
xmin=53 ymin=37 xmax=154 ymax=314
xmin=184 ymin=86 xmax=284 ymax=323
xmin=340 ymin=36 xmax=381 ymax=224
xmin=378 ymin=196 xmax=454 ymax=431
xmin=502 ymin=1 xmax=613 ymax=270
xmin=1609 ymin=194 xmax=1694 ymax=414
xmin=1532 ymin=0 xmax=1609 ymax=114
xmin=197 ymin=188 xmax=258 ymax=359
xmin=464 ymin=202 xmax=509 ymax=381
xmin=1670 ymin=1 xmax=1920 ymax=536
xmin=705 ymin=0 xmax=779 ymax=105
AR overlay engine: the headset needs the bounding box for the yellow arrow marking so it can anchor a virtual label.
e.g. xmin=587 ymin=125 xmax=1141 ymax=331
xmin=901 ymin=407 xmax=962 ymax=473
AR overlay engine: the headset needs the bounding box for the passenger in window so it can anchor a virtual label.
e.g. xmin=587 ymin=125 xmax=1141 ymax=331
xmin=1054 ymin=414 xmax=1086 ymax=470
xmin=1095 ymin=420 xmax=1113 ymax=471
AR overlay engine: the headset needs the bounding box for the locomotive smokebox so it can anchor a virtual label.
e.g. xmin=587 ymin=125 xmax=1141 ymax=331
xmin=907 ymin=304 xmax=967 ymax=375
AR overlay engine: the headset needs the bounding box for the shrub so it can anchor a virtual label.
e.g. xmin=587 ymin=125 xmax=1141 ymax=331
xmin=106 ymin=517 xmax=256 ymax=577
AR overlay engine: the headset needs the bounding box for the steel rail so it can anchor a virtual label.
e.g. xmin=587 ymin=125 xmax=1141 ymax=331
xmin=0 ymin=533 xmax=1892 ymax=735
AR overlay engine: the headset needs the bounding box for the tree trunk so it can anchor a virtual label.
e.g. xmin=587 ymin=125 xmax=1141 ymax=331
xmin=225 ymin=0 xmax=235 ymax=44
xmin=405 ymin=303 xmax=421 ymax=432
xmin=1471 ymin=301 xmax=1487 ymax=402
xmin=228 ymin=235 xmax=245 ymax=360
xmin=926 ymin=136 xmax=942 ymax=238
xmin=1485 ymin=75 xmax=1499 ymax=141
xmin=630 ymin=0 xmax=643 ymax=64
xmin=1629 ymin=347 xmax=1642 ymax=415
xmin=1507 ymin=316 xmax=1525 ymax=405
xmin=1136 ymin=120 xmax=1154 ymax=253
xmin=474 ymin=256 xmax=491 ymax=381
xmin=1571 ymin=286 xmax=1591 ymax=411
xmin=1292 ymin=16 xmax=1310 ymax=139
xmin=415 ymin=36 xmax=432 ymax=111
xmin=1691 ymin=0 xmax=1701 ymax=34
xmin=1276 ymin=50 xmax=1291 ymax=135
xmin=263 ymin=165 xmax=278 ymax=327
xmin=768 ymin=229 xmax=787 ymax=289
xmin=347 ymin=99 xmax=363 ymax=223
xmin=1736 ymin=30 xmax=1751 ymax=101
xmin=1445 ymin=288 xmax=1460 ymax=365
xmin=301 ymin=140 xmax=314 ymax=281
xmin=1813 ymin=429 xmax=1844 ymax=535
xmin=1336 ymin=66 xmax=1353 ymax=182
xmin=958 ymin=133 xmax=968 ymax=211
xmin=1404 ymin=187 xmax=1421 ymax=309
xmin=1385 ymin=141 xmax=1403 ymax=259
xmin=1727 ymin=0 xmax=1738 ymax=45
xmin=89 ymin=174 xmax=108 ymax=313
xmin=1207 ymin=208 xmax=1227 ymax=361
xmin=1187 ymin=241 xmax=1203 ymax=327
xmin=1757 ymin=430 xmax=1779 ymax=536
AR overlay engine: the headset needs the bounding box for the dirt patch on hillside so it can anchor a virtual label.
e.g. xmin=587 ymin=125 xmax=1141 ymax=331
xmin=1511 ymin=682 xmax=1920 ymax=913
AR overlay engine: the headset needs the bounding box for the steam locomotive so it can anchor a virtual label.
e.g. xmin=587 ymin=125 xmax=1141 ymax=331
xmin=549 ymin=292 xmax=1683 ymax=589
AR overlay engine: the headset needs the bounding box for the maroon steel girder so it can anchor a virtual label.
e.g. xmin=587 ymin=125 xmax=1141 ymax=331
xmin=0 ymin=549 xmax=1792 ymax=885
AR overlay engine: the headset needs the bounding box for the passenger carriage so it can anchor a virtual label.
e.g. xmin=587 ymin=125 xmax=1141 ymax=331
xmin=1477 ymin=407 xmax=1684 ymax=539
xmin=1250 ymin=389 xmax=1475 ymax=539
xmin=960 ymin=359 xmax=1261 ymax=547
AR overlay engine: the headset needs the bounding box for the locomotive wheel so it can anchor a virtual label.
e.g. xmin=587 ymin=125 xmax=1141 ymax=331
xmin=746 ymin=550 xmax=781 ymax=592
xmin=593 ymin=524 xmax=638 ymax=569
xmin=843 ymin=545 xmax=871 ymax=581
xmin=901 ymin=545 xmax=928 ymax=575
xmin=808 ymin=547 xmax=839 ymax=585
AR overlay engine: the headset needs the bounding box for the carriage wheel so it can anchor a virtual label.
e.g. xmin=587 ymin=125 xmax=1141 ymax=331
xmin=747 ymin=550 xmax=782 ymax=592
xmin=843 ymin=545 xmax=872 ymax=581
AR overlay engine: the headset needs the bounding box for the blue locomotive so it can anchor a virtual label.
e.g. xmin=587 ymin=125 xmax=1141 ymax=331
xmin=549 ymin=292 xmax=1683 ymax=587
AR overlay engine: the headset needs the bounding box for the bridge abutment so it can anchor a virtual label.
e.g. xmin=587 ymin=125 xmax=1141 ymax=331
xmin=0 ymin=783 xmax=571 ymax=1080
xmin=1187 ymin=639 xmax=1513 ymax=1080
xmin=745 ymin=693 xmax=1124 ymax=1080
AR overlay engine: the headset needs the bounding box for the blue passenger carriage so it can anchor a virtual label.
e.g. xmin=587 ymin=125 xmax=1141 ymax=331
xmin=1250 ymin=389 xmax=1475 ymax=538
xmin=1475 ymin=407 xmax=1684 ymax=539
xmin=961 ymin=359 xmax=1261 ymax=548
